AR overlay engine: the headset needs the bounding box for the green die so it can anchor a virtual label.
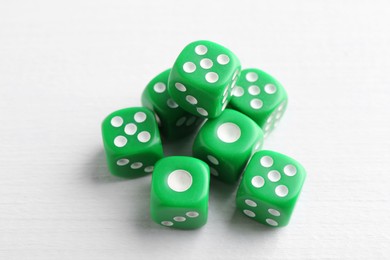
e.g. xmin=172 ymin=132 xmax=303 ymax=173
xmin=168 ymin=40 xmax=241 ymax=118
xmin=236 ymin=150 xmax=306 ymax=227
xmin=141 ymin=69 xmax=204 ymax=140
xmin=193 ymin=109 xmax=264 ymax=184
xmin=150 ymin=156 xmax=210 ymax=229
xmin=229 ymin=69 xmax=288 ymax=138
xmin=101 ymin=107 xmax=164 ymax=178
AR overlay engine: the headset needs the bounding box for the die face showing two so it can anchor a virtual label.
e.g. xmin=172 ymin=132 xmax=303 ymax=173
xmin=229 ymin=69 xmax=288 ymax=137
xmin=141 ymin=69 xmax=204 ymax=140
xmin=193 ymin=109 xmax=264 ymax=184
xmin=150 ymin=156 xmax=210 ymax=229
xmin=236 ymin=150 xmax=306 ymax=227
xmin=168 ymin=40 xmax=241 ymax=119
xmin=101 ymin=107 xmax=164 ymax=178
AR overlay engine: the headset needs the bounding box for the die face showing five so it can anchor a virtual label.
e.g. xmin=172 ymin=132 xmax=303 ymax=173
xmin=141 ymin=69 xmax=204 ymax=140
xmin=236 ymin=150 xmax=306 ymax=227
xmin=229 ymin=69 xmax=288 ymax=137
xmin=150 ymin=156 xmax=210 ymax=229
xmin=168 ymin=40 xmax=241 ymax=118
xmin=101 ymin=107 xmax=164 ymax=178
xmin=193 ymin=109 xmax=264 ymax=184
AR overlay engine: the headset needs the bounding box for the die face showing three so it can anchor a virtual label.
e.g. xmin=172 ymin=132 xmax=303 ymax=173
xmin=141 ymin=69 xmax=204 ymax=140
xmin=236 ymin=150 xmax=306 ymax=227
xmin=101 ymin=107 xmax=164 ymax=178
xmin=150 ymin=156 xmax=210 ymax=229
xmin=229 ymin=69 xmax=288 ymax=137
xmin=193 ymin=109 xmax=264 ymax=184
xmin=168 ymin=40 xmax=241 ymax=118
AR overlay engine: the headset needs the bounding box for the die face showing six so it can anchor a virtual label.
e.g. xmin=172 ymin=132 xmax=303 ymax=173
xmin=150 ymin=156 xmax=210 ymax=229
xmin=193 ymin=109 xmax=264 ymax=184
xmin=101 ymin=107 xmax=164 ymax=178
xmin=236 ymin=150 xmax=306 ymax=227
xmin=141 ymin=69 xmax=204 ymax=140
xmin=168 ymin=40 xmax=241 ymax=118
xmin=229 ymin=69 xmax=288 ymax=138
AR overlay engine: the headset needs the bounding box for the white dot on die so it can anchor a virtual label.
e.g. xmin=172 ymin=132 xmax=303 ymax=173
xmin=186 ymin=211 xmax=199 ymax=218
xmin=173 ymin=216 xmax=186 ymax=222
xmin=195 ymin=45 xmax=207 ymax=55
xmin=114 ymin=136 xmax=127 ymax=147
xmin=186 ymin=95 xmax=198 ymax=105
xmin=111 ymin=116 xmax=123 ymax=127
xmin=248 ymin=85 xmax=260 ymax=95
xmin=200 ymin=58 xmax=213 ymax=69
xmin=124 ymin=123 xmax=137 ymax=135
xmin=268 ymin=170 xmax=281 ymax=182
xmin=186 ymin=116 xmax=196 ymax=126
xmin=137 ymin=131 xmax=151 ymax=143
xmin=176 ymin=117 xmax=186 ymax=127
xmin=251 ymin=176 xmax=265 ymax=188
xmin=175 ymin=82 xmax=186 ymax=92
xmin=243 ymin=209 xmax=256 ymax=218
xmin=210 ymin=167 xmax=219 ymax=176
xmin=153 ymin=82 xmax=166 ymax=93
xmin=197 ymin=107 xmax=208 ymax=116
xmin=131 ymin=162 xmax=143 ymax=169
xmin=246 ymin=72 xmax=258 ymax=82
xmin=117 ymin=159 xmax=129 ymax=166
xmin=284 ymin=164 xmax=297 ymax=176
xmin=207 ymin=155 xmax=219 ymax=165
xmin=250 ymin=99 xmax=263 ymax=109
xmin=245 ymin=199 xmax=257 ymax=207
xmin=167 ymin=170 xmax=193 ymax=192
xmin=264 ymin=84 xmax=277 ymax=94
xmin=167 ymin=98 xmax=179 ymax=108
xmin=183 ymin=62 xmax=196 ymax=73
xmin=260 ymin=156 xmax=274 ymax=167
xmin=266 ymin=218 xmax=278 ymax=226
xmin=144 ymin=166 xmax=154 ymax=173
xmin=233 ymin=86 xmax=244 ymax=97
xmin=217 ymin=54 xmax=230 ymax=65
xmin=217 ymin=122 xmax=241 ymax=143
xmin=205 ymin=72 xmax=219 ymax=83
xmin=161 ymin=221 xmax=173 ymax=227
xmin=268 ymin=209 xmax=281 ymax=216
xmin=275 ymin=185 xmax=289 ymax=197
xmin=134 ymin=112 xmax=147 ymax=123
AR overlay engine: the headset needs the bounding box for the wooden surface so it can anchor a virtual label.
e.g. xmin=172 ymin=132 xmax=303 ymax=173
xmin=1 ymin=1 xmax=389 ymax=259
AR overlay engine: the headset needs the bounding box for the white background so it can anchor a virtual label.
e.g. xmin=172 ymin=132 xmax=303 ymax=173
xmin=1 ymin=1 xmax=389 ymax=259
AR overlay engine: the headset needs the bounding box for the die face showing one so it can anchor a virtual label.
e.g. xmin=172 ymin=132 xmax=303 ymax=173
xmin=168 ymin=40 xmax=241 ymax=118
xmin=229 ymin=69 xmax=288 ymax=138
xmin=150 ymin=156 xmax=210 ymax=229
xmin=236 ymin=150 xmax=306 ymax=227
xmin=141 ymin=69 xmax=204 ymax=140
xmin=101 ymin=107 xmax=164 ymax=178
xmin=193 ymin=109 xmax=264 ymax=184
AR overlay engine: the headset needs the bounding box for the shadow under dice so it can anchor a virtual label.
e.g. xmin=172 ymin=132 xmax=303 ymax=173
xmin=101 ymin=107 xmax=164 ymax=178
xmin=168 ymin=40 xmax=241 ymax=119
xmin=141 ymin=69 xmax=204 ymax=140
xmin=236 ymin=150 xmax=306 ymax=227
xmin=193 ymin=109 xmax=264 ymax=184
xmin=229 ymin=69 xmax=288 ymax=138
xmin=150 ymin=156 xmax=210 ymax=229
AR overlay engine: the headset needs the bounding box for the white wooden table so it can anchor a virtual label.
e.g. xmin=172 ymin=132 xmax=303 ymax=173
xmin=1 ymin=1 xmax=389 ymax=259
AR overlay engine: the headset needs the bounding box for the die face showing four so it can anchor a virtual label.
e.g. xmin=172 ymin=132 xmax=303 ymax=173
xmin=101 ymin=107 xmax=164 ymax=178
xmin=168 ymin=40 xmax=241 ymax=118
xmin=229 ymin=69 xmax=288 ymax=138
xmin=150 ymin=156 xmax=210 ymax=229
xmin=141 ymin=69 xmax=204 ymax=140
xmin=193 ymin=109 xmax=264 ymax=184
xmin=236 ymin=150 xmax=306 ymax=227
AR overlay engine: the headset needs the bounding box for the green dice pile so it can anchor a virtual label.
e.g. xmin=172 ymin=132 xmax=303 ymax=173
xmin=101 ymin=40 xmax=306 ymax=229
